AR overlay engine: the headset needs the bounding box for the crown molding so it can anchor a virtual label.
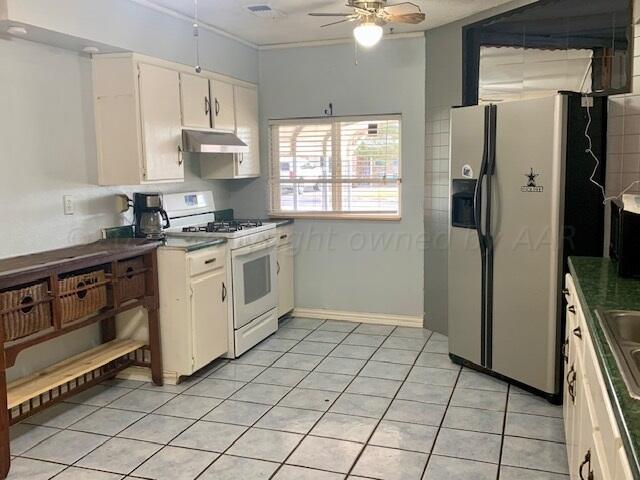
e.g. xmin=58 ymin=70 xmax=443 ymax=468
xmin=259 ymin=31 xmax=425 ymax=50
xmin=128 ymin=1 xmax=425 ymax=51
xmin=127 ymin=0 xmax=258 ymax=49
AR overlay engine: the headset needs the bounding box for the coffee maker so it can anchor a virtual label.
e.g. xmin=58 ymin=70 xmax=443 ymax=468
xmin=133 ymin=193 xmax=170 ymax=239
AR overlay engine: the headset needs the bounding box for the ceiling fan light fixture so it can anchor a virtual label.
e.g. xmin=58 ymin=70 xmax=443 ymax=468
xmin=353 ymin=22 xmax=383 ymax=48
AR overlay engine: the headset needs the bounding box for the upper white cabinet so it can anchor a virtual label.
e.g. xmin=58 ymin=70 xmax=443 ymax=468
xmin=235 ymin=85 xmax=261 ymax=177
xmin=94 ymin=55 xmax=184 ymax=185
xmin=139 ymin=64 xmax=184 ymax=182
xmin=93 ymin=53 xmax=260 ymax=185
xmin=210 ymin=79 xmax=236 ymax=132
xmin=180 ymin=72 xmax=211 ymax=129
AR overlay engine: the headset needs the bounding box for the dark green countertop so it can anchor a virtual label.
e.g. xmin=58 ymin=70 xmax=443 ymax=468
xmin=266 ymin=218 xmax=294 ymax=227
xmin=161 ymin=236 xmax=226 ymax=252
xmin=569 ymin=257 xmax=640 ymax=479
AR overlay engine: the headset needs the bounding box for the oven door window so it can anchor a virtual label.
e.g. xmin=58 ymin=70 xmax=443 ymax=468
xmin=243 ymin=255 xmax=271 ymax=304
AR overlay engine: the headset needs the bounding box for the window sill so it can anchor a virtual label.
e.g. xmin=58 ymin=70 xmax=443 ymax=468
xmin=269 ymin=213 xmax=402 ymax=221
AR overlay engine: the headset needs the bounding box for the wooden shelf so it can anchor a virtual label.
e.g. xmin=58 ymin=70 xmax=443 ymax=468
xmin=7 ymin=339 xmax=145 ymax=409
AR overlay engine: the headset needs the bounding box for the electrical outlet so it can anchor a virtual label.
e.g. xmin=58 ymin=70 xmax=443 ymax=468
xmin=63 ymin=195 xmax=74 ymax=215
xmin=581 ymin=96 xmax=594 ymax=108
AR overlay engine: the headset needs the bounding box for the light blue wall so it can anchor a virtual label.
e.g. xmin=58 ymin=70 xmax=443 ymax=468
xmin=3 ymin=0 xmax=258 ymax=83
xmin=0 ymin=0 xmax=259 ymax=379
xmin=230 ymin=37 xmax=426 ymax=318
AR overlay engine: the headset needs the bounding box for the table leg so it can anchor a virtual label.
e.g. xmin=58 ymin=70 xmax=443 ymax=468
xmin=0 ymin=360 xmax=10 ymax=479
xmin=147 ymin=309 xmax=163 ymax=386
xmin=101 ymin=317 xmax=116 ymax=343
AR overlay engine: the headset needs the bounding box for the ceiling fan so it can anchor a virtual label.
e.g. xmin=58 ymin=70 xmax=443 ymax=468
xmin=308 ymin=1 xmax=426 ymax=47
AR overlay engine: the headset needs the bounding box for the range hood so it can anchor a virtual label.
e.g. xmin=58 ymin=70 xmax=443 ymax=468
xmin=182 ymin=130 xmax=249 ymax=154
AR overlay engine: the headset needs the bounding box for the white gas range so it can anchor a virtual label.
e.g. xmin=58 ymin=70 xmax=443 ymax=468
xmin=163 ymin=191 xmax=278 ymax=358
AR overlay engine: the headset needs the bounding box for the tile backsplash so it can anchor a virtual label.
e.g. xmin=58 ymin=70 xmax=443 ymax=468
xmin=606 ymin=27 xmax=640 ymax=198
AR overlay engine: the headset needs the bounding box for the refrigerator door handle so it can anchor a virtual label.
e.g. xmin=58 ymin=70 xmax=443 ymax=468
xmin=474 ymin=110 xmax=490 ymax=249
xmin=474 ymin=104 xmax=497 ymax=369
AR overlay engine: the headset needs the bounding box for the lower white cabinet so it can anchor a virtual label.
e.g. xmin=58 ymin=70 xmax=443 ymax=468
xmin=563 ymin=274 xmax=633 ymax=480
xmin=277 ymin=226 xmax=294 ymax=317
xmin=158 ymin=245 xmax=229 ymax=382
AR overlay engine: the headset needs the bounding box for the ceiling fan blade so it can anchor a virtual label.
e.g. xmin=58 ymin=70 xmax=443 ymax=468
xmin=383 ymin=2 xmax=420 ymax=14
xmin=320 ymin=18 xmax=353 ymax=27
xmin=387 ymin=12 xmax=426 ymax=24
xmin=308 ymin=12 xmax=353 ymax=17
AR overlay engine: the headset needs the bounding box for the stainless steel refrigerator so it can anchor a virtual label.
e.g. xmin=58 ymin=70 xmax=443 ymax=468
xmin=447 ymin=93 xmax=606 ymax=401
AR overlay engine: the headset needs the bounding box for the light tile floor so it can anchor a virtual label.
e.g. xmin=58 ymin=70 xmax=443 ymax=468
xmin=8 ymin=318 xmax=569 ymax=479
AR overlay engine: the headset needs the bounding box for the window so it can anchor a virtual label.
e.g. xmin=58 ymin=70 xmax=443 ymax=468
xmin=268 ymin=115 xmax=402 ymax=219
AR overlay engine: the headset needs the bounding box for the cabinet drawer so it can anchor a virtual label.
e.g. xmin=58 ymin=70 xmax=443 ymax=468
xmin=277 ymin=225 xmax=293 ymax=246
xmin=565 ymin=275 xmax=580 ymax=334
xmin=584 ymin=332 xmax=622 ymax=470
xmin=188 ymin=247 xmax=225 ymax=277
xmin=615 ymin=446 xmax=634 ymax=480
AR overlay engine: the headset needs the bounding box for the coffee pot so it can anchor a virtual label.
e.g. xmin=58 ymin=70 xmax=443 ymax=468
xmin=133 ymin=193 xmax=170 ymax=239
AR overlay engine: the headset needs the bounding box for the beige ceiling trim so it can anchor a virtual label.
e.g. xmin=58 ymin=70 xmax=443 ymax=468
xmin=128 ymin=0 xmax=259 ymax=49
xmin=259 ymin=31 xmax=425 ymax=50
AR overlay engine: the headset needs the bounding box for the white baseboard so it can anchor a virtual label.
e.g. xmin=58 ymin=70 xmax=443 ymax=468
xmin=292 ymin=308 xmax=423 ymax=328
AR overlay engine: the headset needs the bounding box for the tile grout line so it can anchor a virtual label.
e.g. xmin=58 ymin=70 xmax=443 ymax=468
xmin=14 ymin=319 xmax=567 ymax=479
xmin=342 ymin=327 xmax=435 ymax=478
xmin=419 ymin=353 xmax=464 ymax=479
xmin=496 ymin=383 xmax=511 ymax=480
xmin=269 ymin=320 xmax=396 ymax=479
xmin=16 ymin=322 xmax=433 ymax=479
xmin=188 ymin=317 xmax=350 ymax=479
xmin=18 ymin=318 xmax=384 ymax=478
xmin=268 ymin=322 xmax=411 ymax=479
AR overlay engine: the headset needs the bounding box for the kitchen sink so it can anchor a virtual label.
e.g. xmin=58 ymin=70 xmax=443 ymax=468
xmin=596 ymin=309 xmax=640 ymax=399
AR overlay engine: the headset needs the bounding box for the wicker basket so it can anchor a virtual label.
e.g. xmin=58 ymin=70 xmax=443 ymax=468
xmin=58 ymin=270 xmax=108 ymax=324
xmin=0 ymin=282 xmax=52 ymax=341
xmin=116 ymin=257 xmax=146 ymax=303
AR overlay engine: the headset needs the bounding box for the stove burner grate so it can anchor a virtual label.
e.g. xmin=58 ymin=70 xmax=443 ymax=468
xmin=181 ymin=220 xmax=263 ymax=233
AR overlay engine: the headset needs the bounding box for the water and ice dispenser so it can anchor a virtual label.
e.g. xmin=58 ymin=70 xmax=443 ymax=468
xmin=451 ymin=179 xmax=476 ymax=229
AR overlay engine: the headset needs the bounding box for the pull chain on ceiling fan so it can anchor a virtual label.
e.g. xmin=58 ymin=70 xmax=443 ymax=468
xmin=193 ymin=0 xmax=201 ymax=73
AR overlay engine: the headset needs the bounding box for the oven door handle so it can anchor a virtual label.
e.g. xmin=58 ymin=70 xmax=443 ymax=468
xmin=233 ymin=237 xmax=277 ymax=257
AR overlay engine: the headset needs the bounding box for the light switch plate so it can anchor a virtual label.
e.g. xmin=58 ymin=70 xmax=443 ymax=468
xmin=63 ymin=195 xmax=74 ymax=215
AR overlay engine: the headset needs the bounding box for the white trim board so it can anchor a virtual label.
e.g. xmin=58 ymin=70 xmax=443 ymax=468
xmin=128 ymin=0 xmax=258 ymax=49
xmin=292 ymin=308 xmax=423 ymax=328
xmin=259 ymin=32 xmax=425 ymax=50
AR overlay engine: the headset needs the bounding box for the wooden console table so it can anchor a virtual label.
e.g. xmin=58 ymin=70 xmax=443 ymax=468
xmin=0 ymin=239 xmax=163 ymax=478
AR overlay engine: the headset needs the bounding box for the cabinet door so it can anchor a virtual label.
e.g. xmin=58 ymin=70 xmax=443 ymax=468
xmin=211 ymin=79 xmax=235 ymax=131
xmin=180 ymin=73 xmax=211 ymax=129
xmin=235 ymin=85 xmax=260 ymax=177
xmin=138 ymin=63 xmax=184 ymax=182
xmin=277 ymin=243 xmax=294 ymax=317
xmin=190 ymin=268 xmax=228 ymax=372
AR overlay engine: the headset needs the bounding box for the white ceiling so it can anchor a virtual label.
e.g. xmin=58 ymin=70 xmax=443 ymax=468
xmin=139 ymin=0 xmax=517 ymax=46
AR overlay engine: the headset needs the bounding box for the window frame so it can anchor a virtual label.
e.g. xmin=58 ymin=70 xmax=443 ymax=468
xmin=268 ymin=114 xmax=403 ymax=221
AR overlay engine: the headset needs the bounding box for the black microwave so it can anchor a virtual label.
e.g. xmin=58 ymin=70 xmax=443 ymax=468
xmin=610 ymin=199 xmax=640 ymax=278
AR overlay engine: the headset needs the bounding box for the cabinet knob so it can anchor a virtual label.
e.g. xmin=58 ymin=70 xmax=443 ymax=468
xmin=205 ymin=97 xmax=210 ymax=115
xmin=568 ymin=305 xmax=576 ymax=314
xmin=572 ymin=326 xmax=582 ymax=339
xmin=222 ymin=282 xmax=227 ymax=302
xmin=178 ymin=145 xmax=184 ymax=166
xmin=215 ymin=98 xmax=220 ymax=116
